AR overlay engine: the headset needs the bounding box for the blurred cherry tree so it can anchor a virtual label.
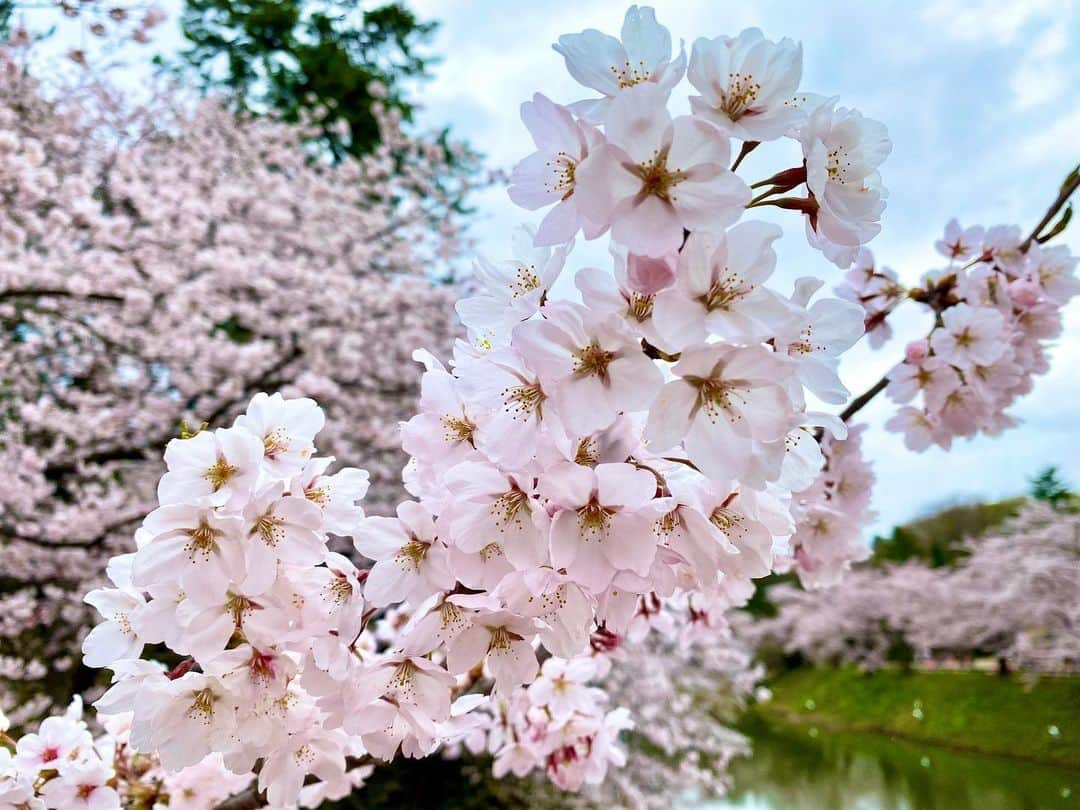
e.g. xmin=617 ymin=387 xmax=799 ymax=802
xmin=0 ymin=27 xmax=475 ymax=719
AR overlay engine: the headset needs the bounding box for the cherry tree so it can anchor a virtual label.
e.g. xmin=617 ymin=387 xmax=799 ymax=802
xmin=1 ymin=5 xmax=1077 ymax=809
xmin=0 ymin=52 xmax=473 ymax=721
xmin=747 ymin=503 xmax=1080 ymax=673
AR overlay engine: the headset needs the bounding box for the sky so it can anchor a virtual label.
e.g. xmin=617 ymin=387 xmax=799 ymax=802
xmin=41 ymin=0 xmax=1080 ymax=535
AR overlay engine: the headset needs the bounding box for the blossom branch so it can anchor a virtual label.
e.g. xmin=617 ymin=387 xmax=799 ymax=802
xmin=838 ymin=170 xmax=1079 ymax=424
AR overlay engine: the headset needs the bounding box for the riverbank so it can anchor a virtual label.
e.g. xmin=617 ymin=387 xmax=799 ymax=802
xmin=754 ymin=667 xmax=1080 ymax=769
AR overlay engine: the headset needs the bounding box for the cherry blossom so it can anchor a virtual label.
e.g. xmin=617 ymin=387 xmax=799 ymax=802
xmin=688 ymin=28 xmax=804 ymax=141
xmin=651 ymin=221 xmax=785 ymax=346
xmin=539 ymin=461 xmax=662 ymax=591
xmin=3 ymin=6 xmax=1076 ymax=809
xmin=645 ymin=344 xmax=795 ymax=482
xmin=554 ymin=5 xmax=686 ymax=122
xmin=508 ymin=93 xmax=606 ymax=245
xmin=575 ymin=82 xmax=750 ymax=256
xmin=353 ymin=501 xmax=453 ymax=607
xmin=800 ymin=99 xmax=891 ymax=267
xmin=514 ymin=300 xmax=663 ymax=434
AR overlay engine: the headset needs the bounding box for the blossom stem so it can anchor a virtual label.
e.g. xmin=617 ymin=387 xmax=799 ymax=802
xmin=730 ymin=140 xmax=760 ymax=172
xmin=1020 ymin=165 xmax=1078 ymax=252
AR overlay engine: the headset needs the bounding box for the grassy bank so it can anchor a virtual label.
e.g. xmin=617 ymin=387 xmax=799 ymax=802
xmin=756 ymin=667 xmax=1080 ymax=769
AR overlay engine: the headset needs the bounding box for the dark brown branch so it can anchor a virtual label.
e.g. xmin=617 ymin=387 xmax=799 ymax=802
xmin=0 ymin=288 xmax=124 ymax=304
xmin=839 ymin=376 xmax=888 ymax=422
xmin=1020 ymin=165 xmax=1079 ymax=252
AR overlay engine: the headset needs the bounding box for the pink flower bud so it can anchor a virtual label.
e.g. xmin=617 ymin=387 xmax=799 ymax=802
xmin=1008 ymin=278 xmax=1040 ymax=308
xmin=904 ymin=339 xmax=930 ymax=365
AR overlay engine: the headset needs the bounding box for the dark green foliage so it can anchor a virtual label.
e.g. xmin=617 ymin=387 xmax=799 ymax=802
xmin=176 ymin=1 xmax=438 ymax=159
xmin=325 ymin=755 xmax=579 ymax=809
xmin=870 ymin=497 xmax=1025 ymax=568
xmin=1029 ymin=466 xmax=1076 ymax=511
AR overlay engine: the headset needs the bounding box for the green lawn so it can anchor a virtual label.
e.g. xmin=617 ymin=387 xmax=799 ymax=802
xmin=758 ymin=667 xmax=1080 ymax=769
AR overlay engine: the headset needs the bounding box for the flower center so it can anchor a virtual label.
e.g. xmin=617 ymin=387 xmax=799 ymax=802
xmin=826 ymin=147 xmax=854 ymax=184
xmin=626 ymin=290 xmax=654 ymax=322
xmin=262 ymin=427 xmax=290 ymax=458
xmin=185 ymin=519 xmax=221 ymax=560
xmin=634 ymin=152 xmax=685 ymax=201
xmin=251 ymin=509 xmax=286 ymax=547
xmin=610 ymin=59 xmax=650 ymax=89
xmin=544 ymin=151 xmax=577 ymax=199
xmin=326 ymin=573 xmax=352 ymax=606
xmin=305 ymin=485 xmax=329 ymax=507
xmin=187 ymin=688 xmax=218 ymax=723
xmin=573 ymin=341 xmax=616 ymax=381
xmin=489 ymin=625 xmax=521 ymax=652
xmin=720 ymin=72 xmax=760 ymax=120
xmin=709 ymin=506 xmax=744 ymax=537
xmin=249 ymin=650 xmax=277 ymax=684
xmin=502 ymin=382 xmax=545 ymax=420
xmin=577 ymin=500 xmax=613 ymax=541
xmin=225 ymin=593 xmax=258 ymax=626
xmin=698 ymin=271 xmax=751 ymax=313
xmin=688 ymin=374 xmax=747 ymax=423
xmin=511 ymin=264 xmax=541 ymax=298
xmin=490 ymin=487 xmax=530 ymax=532
xmin=398 ymin=540 xmax=429 ymax=571
xmin=203 ymin=454 xmax=238 ymax=491
xmin=655 ymin=508 xmax=681 ymax=538
xmin=441 ymin=414 xmax=476 ymax=445
xmin=574 ymin=437 xmax=599 ymax=466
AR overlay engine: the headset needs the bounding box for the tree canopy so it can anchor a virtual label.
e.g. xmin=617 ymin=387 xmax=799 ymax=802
xmin=176 ymin=1 xmax=438 ymax=159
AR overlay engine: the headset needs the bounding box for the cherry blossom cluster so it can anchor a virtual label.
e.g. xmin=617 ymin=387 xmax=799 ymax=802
xmin=0 ymin=48 xmax=471 ymax=718
xmin=838 ymin=223 xmax=1078 ymax=451
xmin=778 ymin=425 xmax=876 ymax=588
xmin=746 ymin=503 xmax=1080 ymax=672
xmin=455 ymin=622 xmax=759 ymax=809
xmin=510 ymin=10 xmax=891 ymax=268
xmin=0 ymin=697 xmax=254 ymax=809
xmin=32 ymin=7 xmax=900 ymax=804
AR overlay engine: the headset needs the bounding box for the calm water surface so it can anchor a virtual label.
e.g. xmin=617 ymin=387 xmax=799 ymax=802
xmin=699 ymin=715 xmax=1078 ymax=810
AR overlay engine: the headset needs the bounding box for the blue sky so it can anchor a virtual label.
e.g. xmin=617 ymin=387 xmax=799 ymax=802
xmin=43 ymin=0 xmax=1080 ymax=534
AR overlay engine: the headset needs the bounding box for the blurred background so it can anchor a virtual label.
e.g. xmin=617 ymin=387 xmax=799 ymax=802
xmin=0 ymin=1 xmax=1077 ymax=808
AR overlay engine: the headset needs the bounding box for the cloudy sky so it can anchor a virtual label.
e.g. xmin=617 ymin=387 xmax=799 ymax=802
xmin=43 ymin=0 xmax=1079 ymax=534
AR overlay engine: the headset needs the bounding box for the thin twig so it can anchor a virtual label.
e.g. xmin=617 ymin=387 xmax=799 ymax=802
xmin=1020 ymin=166 xmax=1079 ymax=252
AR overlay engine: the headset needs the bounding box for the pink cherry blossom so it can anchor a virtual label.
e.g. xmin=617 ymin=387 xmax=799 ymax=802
xmin=508 ymin=93 xmax=606 ymax=245
xmin=575 ymin=82 xmax=750 ymax=256
xmin=513 ymin=300 xmax=663 ymax=435
xmin=553 ymin=5 xmax=686 ymax=123
xmin=688 ymin=28 xmax=804 ymax=141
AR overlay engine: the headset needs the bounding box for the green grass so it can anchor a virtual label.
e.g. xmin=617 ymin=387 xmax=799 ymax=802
xmin=758 ymin=667 xmax=1080 ymax=769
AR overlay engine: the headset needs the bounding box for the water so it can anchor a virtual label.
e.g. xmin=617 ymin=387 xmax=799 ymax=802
xmin=699 ymin=714 xmax=1078 ymax=810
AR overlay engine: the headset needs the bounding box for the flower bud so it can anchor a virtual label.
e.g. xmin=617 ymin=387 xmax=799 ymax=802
xmin=904 ymin=339 xmax=930 ymax=365
xmin=1008 ymin=278 xmax=1040 ymax=308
